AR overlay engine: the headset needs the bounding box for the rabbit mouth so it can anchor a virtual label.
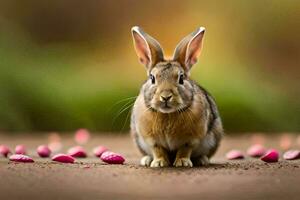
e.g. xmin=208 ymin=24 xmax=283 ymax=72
xmin=147 ymin=104 xmax=175 ymax=113
xmin=152 ymin=102 xmax=176 ymax=113
xmin=162 ymin=101 xmax=172 ymax=109
xmin=149 ymin=99 xmax=189 ymax=114
xmin=157 ymin=105 xmax=190 ymax=114
xmin=155 ymin=102 xmax=187 ymax=114
xmin=158 ymin=107 xmax=176 ymax=113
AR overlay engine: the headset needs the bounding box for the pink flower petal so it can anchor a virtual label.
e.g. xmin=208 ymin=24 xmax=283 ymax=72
xmin=283 ymin=150 xmax=300 ymax=160
xmin=15 ymin=145 xmax=26 ymax=155
xmin=48 ymin=133 xmax=62 ymax=152
xmin=0 ymin=145 xmax=11 ymax=157
xmin=226 ymin=150 xmax=244 ymax=160
xmin=9 ymin=154 xmax=34 ymax=163
xmin=279 ymin=134 xmax=292 ymax=150
xmin=93 ymin=146 xmax=108 ymax=157
xmin=48 ymin=141 xmax=62 ymax=153
xmin=100 ymin=151 xmax=125 ymax=164
xmin=48 ymin=132 xmax=61 ymax=142
xmin=37 ymin=145 xmax=51 ymax=158
xmin=74 ymin=129 xmax=90 ymax=144
xmin=261 ymin=149 xmax=279 ymax=163
xmin=68 ymin=146 xmax=87 ymax=158
xmin=247 ymin=144 xmax=266 ymax=157
xmin=52 ymin=154 xmax=75 ymax=163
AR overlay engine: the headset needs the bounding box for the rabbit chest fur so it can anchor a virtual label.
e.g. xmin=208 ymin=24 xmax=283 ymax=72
xmin=132 ymin=91 xmax=206 ymax=152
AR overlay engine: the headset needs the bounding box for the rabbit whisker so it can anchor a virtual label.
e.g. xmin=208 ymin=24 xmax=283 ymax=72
xmin=107 ymin=96 xmax=137 ymax=113
xmin=112 ymin=102 xmax=135 ymax=127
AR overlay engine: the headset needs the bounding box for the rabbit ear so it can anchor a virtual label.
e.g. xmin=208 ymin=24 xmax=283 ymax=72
xmin=173 ymin=27 xmax=205 ymax=72
xmin=131 ymin=26 xmax=164 ymax=70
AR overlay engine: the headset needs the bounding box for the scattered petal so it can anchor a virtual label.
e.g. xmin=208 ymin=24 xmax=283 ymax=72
xmin=0 ymin=145 xmax=11 ymax=157
xmin=68 ymin=146 xmax=87 ymax=158
xmin=283 ymin=150 xmax=300 ymax=160
xmin=261 ymin=149 xmax=279 ymax=163
xmin=52 ymin=154 xmax=75 ymax=163
xmin=247 ymin=144 xmax=266 ymax=157
xmin=100 ymin=151 xmax=125 ymax=164
xmin=9 ymin=154 xmax=34 ymax=163
xmin=226 ymin=150 xmax=244 ymax=160
xmin=279 ymin=134 xmax=292 ymax=150
xmin=15 ymin=145 xmax=26 ymax=155
xmin=37 ymin=145 xmax=51 ymax=157
xmin=48 ymin=142 xmax=62 ymax=153
xmin=48 ymin=132 xmax=61 ymax=142
xmin=93 ymin=146 xmax=108 ymax=157
xmin=74 ymin=129 xmax=90 ymax=144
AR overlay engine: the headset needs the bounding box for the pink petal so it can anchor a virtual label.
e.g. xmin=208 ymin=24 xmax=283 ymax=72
xmin=15 ymin=145 xmax=26 ymax=155
xmin=48 ymin=132 xmax=62 ymax=152
xmin=48 ymin=141 xmax=62 ymax=153
xmin=48 ymin=132 xmax=61 ymax=142
xmin=0 ymin=145 xmax=11 ymax=157
xmin=100 ymin=151 xmax=125 ymax=164
xmin=226 ymin=150 xmax=244 ymax=160
xmin=9 ymin=154 xmax=34 ymax=163
xmin=52 ymin=154 xmax=75 ymax=163
xmin=247 ymin=144 xmax=266 ymax=157
xmin=279 ymin=134 xmax=292 ymax=150
xmin=93 ymin=146 xmax=108 ymax=157
xmin=74 ymin=129 xmax=90 ymax=144
xmin=261 ymin=149 xmax=279 ymax=163
xmin=37 ymin=145 xmax=51 ymax=158
xmin=68 ymin=146 xmax=87 ymax=158
xmin=283 ymin=150 xmax=300 ymax=160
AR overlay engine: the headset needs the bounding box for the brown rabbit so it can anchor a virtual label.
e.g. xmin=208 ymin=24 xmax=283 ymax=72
xmin=130 ymin=26 xmax=223 ymax=167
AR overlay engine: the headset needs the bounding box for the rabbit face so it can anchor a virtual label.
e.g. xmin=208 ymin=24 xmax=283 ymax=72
xmin=131 ymin=26 xmax=205 ymax=113
xmin=143 ymin=61 xmax=193 ymax=113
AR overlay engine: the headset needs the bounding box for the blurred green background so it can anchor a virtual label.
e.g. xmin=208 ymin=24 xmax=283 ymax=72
xmin=0 ymin=0 xmax=299 ymax=133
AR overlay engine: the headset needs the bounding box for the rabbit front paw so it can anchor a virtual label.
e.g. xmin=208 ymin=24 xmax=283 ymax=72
xmin=174 ymin=158 xmax=193 ymax=167
xmin=193 ymin=156 xmax=210 ymax=166
xmin=150 ymin=158 xmax=169 ymax=167
xmin=140 ymin=155 xmax=153 ymax=166
xmin=198 ymin=156 xmax=209 ymax=166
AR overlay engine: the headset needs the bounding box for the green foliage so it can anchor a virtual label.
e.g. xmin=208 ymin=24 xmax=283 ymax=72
xmin=0 ymin=0 xmax=299 ymax=133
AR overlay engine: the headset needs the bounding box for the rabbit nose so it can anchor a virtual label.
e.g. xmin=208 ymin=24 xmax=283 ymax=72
xmin=160 ymin=95 xmax=172 ymax=102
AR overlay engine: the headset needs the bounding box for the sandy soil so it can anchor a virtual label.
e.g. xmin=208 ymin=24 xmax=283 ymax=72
xmin=0 ymin=133 xmax=300 ymax=200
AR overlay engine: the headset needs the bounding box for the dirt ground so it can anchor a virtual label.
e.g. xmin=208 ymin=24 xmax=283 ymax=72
xmin=0 ymin=133 xmax=300 ymax=200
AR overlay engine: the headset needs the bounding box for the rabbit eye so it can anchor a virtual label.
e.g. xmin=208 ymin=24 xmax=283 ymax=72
xmin=150 ymin=74 xmax=155 ymax=84
xmin=179 ymin=74 xmax=184 ymax=84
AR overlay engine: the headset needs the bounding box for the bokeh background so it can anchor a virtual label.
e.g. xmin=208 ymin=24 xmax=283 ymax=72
xmin=0 ymin=0 xmax=299 ymax=133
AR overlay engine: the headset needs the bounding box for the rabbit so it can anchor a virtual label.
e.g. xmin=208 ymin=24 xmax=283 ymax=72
xmin=130 ymin=26 xmax=223 ymax=167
